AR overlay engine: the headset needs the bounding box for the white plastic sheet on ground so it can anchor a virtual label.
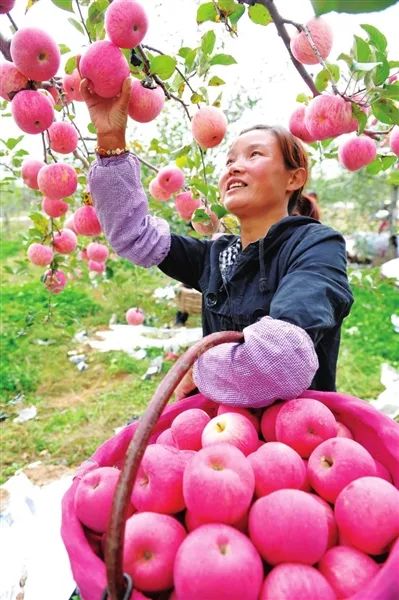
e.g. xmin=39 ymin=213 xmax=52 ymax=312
xmin=369 ymin=363 xmax=399 ymax=420
xmin=0 ymin=472 xmax=75 ymax=600
xmin=86 ymin=324 xmax=203 ymax=355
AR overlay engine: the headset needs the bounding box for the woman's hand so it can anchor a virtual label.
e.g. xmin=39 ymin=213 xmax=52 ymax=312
xmin=174 ymin=367 xmax=197 ymax=401
xmin=78 ymin=62 xmax=132 ymax=148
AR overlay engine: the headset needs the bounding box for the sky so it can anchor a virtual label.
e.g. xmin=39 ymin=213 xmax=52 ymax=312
xmin=1 ymin=0 xmax=398 ymax=172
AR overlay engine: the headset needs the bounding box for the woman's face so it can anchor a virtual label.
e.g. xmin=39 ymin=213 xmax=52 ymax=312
xmin=219 ymin=129 xmax=295 ymax=218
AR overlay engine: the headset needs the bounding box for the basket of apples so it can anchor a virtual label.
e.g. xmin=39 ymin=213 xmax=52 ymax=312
xmin=61 ymin=331 xmax=399 ymax=600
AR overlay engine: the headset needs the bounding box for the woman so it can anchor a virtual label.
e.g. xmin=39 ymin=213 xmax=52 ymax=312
xmin=81 ymin=76 xmax=353 ymax=407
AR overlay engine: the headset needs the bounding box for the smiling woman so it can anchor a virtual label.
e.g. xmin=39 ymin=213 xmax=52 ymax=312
xmin=80 ymin=67 xmax=353 ymax=408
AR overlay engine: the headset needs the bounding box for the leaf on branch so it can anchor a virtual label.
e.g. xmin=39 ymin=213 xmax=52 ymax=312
xmin=381 ymin=155 xmax=397 ymax=170
xmin=209 ymin=53 xmax=236 ymax=66
xmin=208 ymin=75 xmax=225 ymax=86
xmin=29 ymin=212 xmax=49 ymax=236
xmin=25 ymin=0 xmax=40 ymax=13
xmin=381 ymin=83 xmax=399 ymax=100
xmin=311 ymin=0 xmax=397 ymax=16
xmin=197 ymin=2 xmax=218 ymax=24
xmin=58 ymin=43 xmax=71 ymax=55
xmin=149 ymin=55 xmax=177 ymax=80
xmin=201 ymin=30 xmax=216 ymax=55
xmin=51 ymin=0 xmax=73 ymax=12
xmin=64 ymin=55 xmax=77 ymax=75
xmin=171 ymin=144 xmax=193 ymax=160
xmin=88 ymin=122 xmax=97 ymax=134
xmin=228 ymin=4 xmax=245 ymax=25
xmin=248 ymin=3 xmax=272 ymax=26
xmin=68 ymin=18 xmax=85 ymax=35
xmin=372 ymin=51 xmax=390 ymax=86
xmin=351 ymin=104 xmax=367 ymax=134
xmin=296 ymin=93 xmax=310 ymax=104
xmin=387 ymin=170 xmax=399 ymax=185
xmin=352 ymin=60 xmax=383 ymax=73
xmin=371 ymin=98 xmax=399 ymax=125
xmin=360 ymin=24 xmax=387 ymax=53
xmin=2 ymin=136 xmax=24 ymax=150
xmin=191 ymin=92 xmax=205 ymax=104
xmin=210 ymin=203 xmax=228 ymax=218
xmin=192 ymin=207 xmax=211 ymax=223
xmin=353 ymin=35 xmax=373 ymax=63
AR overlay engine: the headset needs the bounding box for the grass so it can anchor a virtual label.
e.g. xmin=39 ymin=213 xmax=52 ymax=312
xmin=1 ymin=235 xmax=398 ymax=483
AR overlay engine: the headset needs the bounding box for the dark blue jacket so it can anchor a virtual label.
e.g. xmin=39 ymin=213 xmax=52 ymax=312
xmin=159 ymin=216 xmax=353 ymax=391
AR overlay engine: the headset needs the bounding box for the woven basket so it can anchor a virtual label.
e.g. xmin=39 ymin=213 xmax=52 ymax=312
xmin=175 ymin=285 xmax=202 ymax=314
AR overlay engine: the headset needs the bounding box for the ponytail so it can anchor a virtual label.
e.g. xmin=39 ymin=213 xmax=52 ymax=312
xmin=289 ymin=194 xmax=321 ymax=221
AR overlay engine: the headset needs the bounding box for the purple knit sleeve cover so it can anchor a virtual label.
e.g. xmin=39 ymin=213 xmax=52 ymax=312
xmin=193 ymin=317 xmax=318 ymax=408
xmin=88 ymin=153 xmax=171 ymax=267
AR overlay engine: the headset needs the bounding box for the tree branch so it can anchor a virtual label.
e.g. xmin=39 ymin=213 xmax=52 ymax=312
xmin=239 ymin=0 xmax=319 ymax=97
xmin=75 ymin=0 xmax=92 ymax=43
xmin=7 ymin=12 xmax=18 ymax=32
xmin=0 ymin=32 xmax=12 ymax=61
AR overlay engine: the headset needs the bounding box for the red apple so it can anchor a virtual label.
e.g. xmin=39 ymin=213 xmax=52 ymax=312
xmin=201 ymin=412 xmax=259 ymax=456
xmin=171 ymin=408 xmax=210 ymax=451
xmin=191 ymin=105 xmax=227 ymax=148
xmin=260 ymin=401 xmax=284 ymax=441
xmin=126 ymin=307 xmax=145 ymax=325
xmin=248 ymin=441 xmax=307 ymax=497
xmin=260 ymin=564 xmax=336 ymax=600
xmin=318 ymin=545 xmax=380 ymax=598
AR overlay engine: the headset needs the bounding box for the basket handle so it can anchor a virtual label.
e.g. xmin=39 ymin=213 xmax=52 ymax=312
xmin=104 ymin=330 xmax=244 ymax=599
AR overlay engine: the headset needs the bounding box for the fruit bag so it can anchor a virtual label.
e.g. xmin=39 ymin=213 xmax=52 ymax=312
xmin=61 ymin=334 xmax=399 ymax=600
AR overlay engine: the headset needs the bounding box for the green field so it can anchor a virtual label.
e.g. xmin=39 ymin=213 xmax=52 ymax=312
xmin=1 ymin=234 xmax=398 ymax=483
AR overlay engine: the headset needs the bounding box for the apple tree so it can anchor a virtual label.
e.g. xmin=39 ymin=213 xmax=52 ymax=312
xmin=0 ymin=0 xmax=398 ymax=304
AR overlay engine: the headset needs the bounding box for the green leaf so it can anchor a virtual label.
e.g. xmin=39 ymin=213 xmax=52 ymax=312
xmin=2 ymin=135 xmax=24 ymax=150
xmin=296 ymin=93 xmax=310 ymax=104
xmin=372 ymin=51 xmax=390 ymax=86
xmin=208 ymin=75 xmax=225 ymax=86
xmin=354 ymin=35 xmax=373 ymax=63
xmin=388 ymin=61 xmax=399 ymax=68
xmin=381 ymin=155 xmax=397 ymax=170
xmin=201 ymin=30 xmax=216 ymax=55
xmin=338 ymin=53 xmax=353 ymax=67
xmin=311 ymin=0 xmax=397 ymax=16
xmin=315 ymin=69 xmax=330 ymax=92
xmin=371 ymin=98 xmax=399 ymax=125
xmin=351 ymin=104 xmax=367 ymax=133
xmin=365 ymin=157 xmax=383 ymax=175
xmin=248 ymin=3 xmax=272 ymax=26
xmin=64 ymin=55 xmax=77 ymax=75
xmin=228 ymin=4 xmax=245 ymax=25
xmin=192 ymin=207 xmax=211 ymax=223
xmin=68 ymin=18 xmax=84 ymax=35
xmin=387 ymin=170 xmax=399 ymax=185
xmin=381 ymin=83 xmax=399 ymax=100
xmin=149 ymin=55 xmax=176 ymax=80
xmin=352 ymin=61 xmax=383 ymax=72
xmin=209 ymin=53 xmax=236 ymax=66
xmin=218 ymin=0 xmax=238 ymax=14
xmin=360 ymin=24 xmax=387 ymax=52
xmin=58 ymin=44 xmax=71 ymax=55
xmin=191 ymin=92 xmax=205 ymax=104
xmin=171 ymin=144 xmax=193 ymax=160
xmin=210 ymin=203 xmax=227 ymax=218
xmin=197 ymin=2 xmax=218 ymax=24
xmin=29 ymin=212 xmax=49 ymax=236
xmin=51 ymin=0 xmax=73 ymax=12
xmin=88 ymin=122 xmax=97 ymax=134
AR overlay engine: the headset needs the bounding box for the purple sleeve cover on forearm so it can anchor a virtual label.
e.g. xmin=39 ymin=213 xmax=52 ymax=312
xmin=88 ymin=153 xmax=171 ymax=267
xmin=192 ymin=316 xmax=319 ymax=408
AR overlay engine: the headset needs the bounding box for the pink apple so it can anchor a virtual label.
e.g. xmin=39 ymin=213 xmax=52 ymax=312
xmin=201 ymin=412 xmax=259 ymax=456
xmin=11 ymin=90 xmax=54 ymax=134
xmin=44 ymin=269 xmax=67 ymax=293
xmin=73 ymin=206 xmax=102 ymax=236
xmin=48 ymin=121 xmax=78 ymax=154
xmin=336 ymin=421 xmax=353 ymax=439
xmin=290 ymin=18 xmax=333 ymax=65
xmin=0 ymin=0 xmax=15 ymax=13
xmin=191 ymin=106 xmax=227 ymax=148
xmin=248 ymin=441 xmax=307 ymax=497
xmin=86 ymin=242 xmax=109 ymax=262
xmin=37 ymin=163 xmax=77 ymax=200
xmin=63 ymin=69 xmax=84 ymax=102
xmin=21 ymin=158 xmax=45 ymax=189
xmin=88 ymin=259 xmax=106 ymax=273
xmin=318 ymin=545 xmax=380 ymax=598
xmin=0 ymin=61 xmax=28 ymax=101
xmin=275 ymin=398 xmax=337 ymax=458
xmin=52 ymin=229 xmax=77 ymax=254
xmin=389 ymin=125 xmax=399 ymax=156
xmin=338 ymin=134 xmax=377 ymax=171
xmin=126 ymin=307 xmax=145 ymax=325
xmin=105 ymin=0 xmax=148 ymax=49
xmin=183 ymin=443 xmax=254 ymax=524
xmin=307 ymin=437 xmax=376 ymax=503
xmin=217 ymin=405 xmax=260 ymax=433
xmin=27 ymin=243 xmax=53 ymax=266
xmin=128 ymin=79 xmax=165 ymax=123
xmin=156 ymin=428 xmax=178 ymax=447
xmin=42 ymin=197 xmax=69 ymax=218
xmin=191 ymin=207 xmax=219 ymax=236
xmin=157 ymin=166 xmax=185 ymax=195
xmin=288 ymin=105 xmax=317 ymax=143
xmin=131 ymin=444 xmax=191 ymax=513
xmin=123 ymin=512 xmax=186 ymax=592
xmin=175 ymin=191 xmax=201 ymax=221
xmin=304 ymin=94 xmax=356 ymax=141
xmin=74 ymin=466 xmax=125 ymax=533
xmin=260 ymin=564 xmax=336 ymax=600
xmin=149 ymin=177 xmax=171 ymax=201
xmin=374 ymin=459 xmax=392 ymax=482
xmin=249 ymin=489 xmax=329 ymax=564
xmin=335 ymin=476 xmax=399 ymax=555
xmin=260 ymin=401 xmax=284 ymax=441
xmin=10 ymin=27 xmax=60 ymax=81
xmin=310 ymin=494 xmax=338 ymax=549
xmin=171 ymin=408 xmax=210 ymax=451
xmin=174 ymin=524 xmax=263 ymax=600
xmin=79 ymin=40 xmax=130 ymax=99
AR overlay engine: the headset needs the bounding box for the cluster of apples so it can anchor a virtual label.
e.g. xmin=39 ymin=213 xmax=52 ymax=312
xmin=287 ymin=17 xmax=399 ymax=171
xmin=74 ymin=397 xmax=399 ymax=599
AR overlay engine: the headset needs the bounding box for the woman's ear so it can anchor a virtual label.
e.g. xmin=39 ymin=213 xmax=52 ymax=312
xmin=287 ymin=167 xmax=307 ymax=192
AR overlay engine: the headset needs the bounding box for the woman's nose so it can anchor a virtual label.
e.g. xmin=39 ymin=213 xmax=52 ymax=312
xmin=228 ymin=160 xmax=245 ymax=174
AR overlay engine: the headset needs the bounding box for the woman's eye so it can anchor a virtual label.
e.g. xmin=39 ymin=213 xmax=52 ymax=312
xmin=251 ymin=150 xmax=262 ymax=157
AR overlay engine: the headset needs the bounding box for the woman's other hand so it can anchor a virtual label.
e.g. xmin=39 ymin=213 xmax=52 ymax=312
xmin=174 ymin=367 xmax=196 ymax=401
